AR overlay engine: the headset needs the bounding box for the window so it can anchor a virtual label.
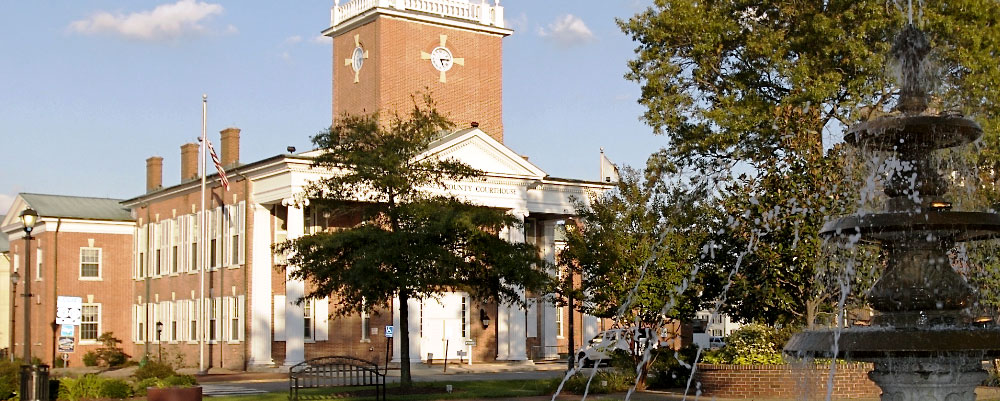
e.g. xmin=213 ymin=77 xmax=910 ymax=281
xmin=155 ymin=249 xmax=162 ymax=276
xmin=303 ymin=300 xmax=313 ymax=340
xmin=210 ymin=239 xmax=218 ymax=269
xmin=556 ymin=307 xmax=564 ymax=338
xmin=190 ymin=244 xmax=198 ymax=272
xmin=189 ymin=301 xmax=198 ymax=341
xmin=172 ymin=246 xmax=179 ymax=274
xmin=419 ymin=301 xmax=424 ymax=337
xmin=80 ymin=248 xmax=101 ymax=278
xmin=209 ymin=298 xmax=217 ymax=341
xmin=461 ymin=297 xmax=467 ymax=338
xmin=361 ymin=311 xmax=370 ymax=341
xmin=231 ymin=235 xmax=239 ymax=267
xmin=138 ymin=253 xmax=145 ymax=277
xmin=230 ymin=298 xmax=239 ymax=342
xmin=81 ymin=304 xmax=100 ymax=341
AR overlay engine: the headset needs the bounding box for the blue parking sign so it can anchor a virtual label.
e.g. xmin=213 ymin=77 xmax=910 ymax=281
xmin=385 ymin=326 xmax=394 ymax=338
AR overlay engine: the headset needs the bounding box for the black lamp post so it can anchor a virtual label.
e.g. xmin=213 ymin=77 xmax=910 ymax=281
xmin=9 ymin=272 xmax=18 ymax=362
xmin=19 ymin=208 xmax=37 ymax=363
xmin=155 ymin=322 xmax=164 ymax=362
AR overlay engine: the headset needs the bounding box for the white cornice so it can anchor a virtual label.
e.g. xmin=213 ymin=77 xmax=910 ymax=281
xmin=323 ymin=8 xmax=512 ymax=38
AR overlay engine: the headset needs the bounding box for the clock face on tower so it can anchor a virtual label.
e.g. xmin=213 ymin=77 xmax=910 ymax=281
xmin=351 ymin=46 xmax=365 ymax=72
xmin=429 ymin=47 xmax=454 ymax=72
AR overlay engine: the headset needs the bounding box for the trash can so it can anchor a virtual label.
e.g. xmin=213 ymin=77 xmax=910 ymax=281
xmin=19 ymin=364 xmax=49 ymax=401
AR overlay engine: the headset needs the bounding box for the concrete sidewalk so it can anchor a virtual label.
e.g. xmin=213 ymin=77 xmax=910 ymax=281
xmin=191 ymin=359 xmax=568 ymax=384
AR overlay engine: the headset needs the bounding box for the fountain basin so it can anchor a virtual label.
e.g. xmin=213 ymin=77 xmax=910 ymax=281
xmin=784 ymin=327 xmax=1000 ymax=359
xmin=820 ymin=211 xmax=1000 ymax=243
xmin=846 ymin=114 xmax=981 ymax=152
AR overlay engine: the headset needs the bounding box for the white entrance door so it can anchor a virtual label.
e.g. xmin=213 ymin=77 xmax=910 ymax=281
xmin=420 ymin=292 xmax=468 ymax=361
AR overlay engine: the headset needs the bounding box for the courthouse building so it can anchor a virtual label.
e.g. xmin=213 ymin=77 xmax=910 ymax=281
xmin=117 ymin=0 xmax=614 ymax=370
xmin=1 ymin=0 xmax=624 ymax=369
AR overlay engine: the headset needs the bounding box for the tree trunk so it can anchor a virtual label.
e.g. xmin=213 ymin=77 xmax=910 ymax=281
xmin=399 ymin=290 xmax=412 ymax=389
xmin=805 ymin=298 xmax=820 ymax=329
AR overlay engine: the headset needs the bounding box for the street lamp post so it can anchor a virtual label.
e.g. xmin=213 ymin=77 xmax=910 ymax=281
xmin=19 ymin=208 xmax=37 ymax=363
xmin=9 ymin=272 xmax=19 ymax=362
xmin=156 ymin=322 xmax=163 ymax=363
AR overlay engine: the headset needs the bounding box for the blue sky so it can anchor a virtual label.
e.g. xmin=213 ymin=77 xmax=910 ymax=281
xmin=0 ymin=0 xmax=661 ymax=211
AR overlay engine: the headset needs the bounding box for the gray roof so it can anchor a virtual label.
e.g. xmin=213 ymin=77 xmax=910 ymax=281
xmin=21 ymin=193 xmax=133 ymax=222
xmin=0 ymin=216 xmax=7 ymax=253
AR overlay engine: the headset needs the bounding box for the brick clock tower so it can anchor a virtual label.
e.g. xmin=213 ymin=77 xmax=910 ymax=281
xmin=322 ymin=0 xmax=511 ymax=143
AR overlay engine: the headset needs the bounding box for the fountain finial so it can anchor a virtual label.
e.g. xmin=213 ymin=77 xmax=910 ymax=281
xmin=892 ymin=24 xmax=932 ymax=113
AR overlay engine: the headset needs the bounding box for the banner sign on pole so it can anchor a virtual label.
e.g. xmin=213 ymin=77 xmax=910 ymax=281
xmin=60 ymin=324 xmax=75 ymax=337
xmin=56 ymin=296 xmax=83 ymax=325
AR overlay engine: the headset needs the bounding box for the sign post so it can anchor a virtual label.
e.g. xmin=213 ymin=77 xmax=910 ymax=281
xmin=384 ymin=325 xmax=393 ymax=374
xmin=464 ymin=339 xmax=475 ymax=366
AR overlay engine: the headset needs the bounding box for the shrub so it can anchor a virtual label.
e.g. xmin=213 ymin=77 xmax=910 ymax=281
xmin=0 ymin=359 xmax=19 ymax=399
xmin=58 ymin=374 xmax=104 ymax=401
xmin=81 ymin=351 xmax=99 ymax=367
xmin=647 ymin=345 xmax=700 ymax=389
xmin=554 ymin=369 xmax=636 ymax=394
xmin=163 ymin=375 xmax=198 ymax=387
xmin=94 ymin=332 xmax=129 ymax=367
xmin=133 ymin=360 xmax=176 ymax=380
xmin=132 ymin=377 xmax=162 ymax=397
xmin=99 ymin=379 xmax=133 ymax=399
xmin=701 ymin=324 xmax=784 ymax=365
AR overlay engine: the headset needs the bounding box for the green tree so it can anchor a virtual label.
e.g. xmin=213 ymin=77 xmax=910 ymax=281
xmin=559 ymin=166 xmax=714 ymax=387
xmin=619 ymin=0 xmax=1000 ymax=325
xmin=277 ymin=96 xmax=553 ymax=388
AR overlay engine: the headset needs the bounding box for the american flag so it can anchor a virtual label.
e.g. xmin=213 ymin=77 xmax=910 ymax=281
xmin=204 ymin=137 xmax=230 ymax=190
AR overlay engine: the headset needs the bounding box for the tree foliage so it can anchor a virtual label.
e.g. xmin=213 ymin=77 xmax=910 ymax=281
xmin=620 ymin=0 xmax=1000 ymax=325
xmin=277 ymin=95 xmax=553 ymax=387
xmin=559 ymin=167 xmax=715 ymax=387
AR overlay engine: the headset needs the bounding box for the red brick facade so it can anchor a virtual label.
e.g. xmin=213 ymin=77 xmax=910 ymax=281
xmin=693 ymin=363 xmax=880 ymax=399
xmin=332 ymin=16 xmax=506 ymax=143
xmin=9 ymin=225 xmax=134 ymax=367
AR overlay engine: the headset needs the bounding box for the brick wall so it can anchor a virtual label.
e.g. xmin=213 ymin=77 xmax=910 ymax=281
xmin=693 ymin=363 xmax=880 ymax=399
xmin=333 ymin=16 xmax=506 ymax=143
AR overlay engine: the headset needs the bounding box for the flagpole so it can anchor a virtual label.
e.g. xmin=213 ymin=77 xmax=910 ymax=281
xmin=199 ymin=94 xmax=207 ymax=374
xmin=599 ymin=147 xmax=604 ymax=182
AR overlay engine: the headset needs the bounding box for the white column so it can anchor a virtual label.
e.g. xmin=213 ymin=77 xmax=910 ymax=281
xmin=283 ymin=199 xmax=306 ymax=366
xmin=540 ymin=220 xmax=559 ymax=359
xmin=249 ymin=203 xmax=273 ymax=366
xmin=496 ymin=210 xmax=528 ymax=361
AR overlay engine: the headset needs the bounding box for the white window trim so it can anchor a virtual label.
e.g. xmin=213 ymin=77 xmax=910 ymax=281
xmin=187 ymin=299 xmax=200 ymax=345
xmin=79 ymin=303 xmax=102 ymax=345
xmin=79 ymin=247 xmax=102 ymax=281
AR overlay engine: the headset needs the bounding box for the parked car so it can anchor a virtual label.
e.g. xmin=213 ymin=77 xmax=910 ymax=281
xmin=709 ymin=336 xmax=725 ymax=349
xmin=576 ymin=328 xmax=655 ymax=367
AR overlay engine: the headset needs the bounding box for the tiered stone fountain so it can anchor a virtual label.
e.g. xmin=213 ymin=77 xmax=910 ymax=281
xmin=784 ymin=24 xmax=1000 ymax=401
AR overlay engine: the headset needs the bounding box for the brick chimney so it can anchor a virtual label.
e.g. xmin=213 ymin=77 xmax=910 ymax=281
xmin=181 ymin=143 xmax=199 ymax=181
xmin=146 ymin=156 xmax=163 ymax=193
xmin=220 ymin=127 xmax=240 ymax=167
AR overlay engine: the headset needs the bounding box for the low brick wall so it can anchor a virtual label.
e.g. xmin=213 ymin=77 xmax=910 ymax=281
xmin=692 ymin=363 xmax=880 ymax=399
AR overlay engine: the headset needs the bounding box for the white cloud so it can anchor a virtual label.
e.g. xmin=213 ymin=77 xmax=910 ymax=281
xmin=537 ymin=14 xmax=595 ymax=47
xmin=284 ymin=35 xmax=303 ymax=45
xmin=312 ymin=35 xmax=332 ymax=45
xmin=68 ymin=0 xmax=225 ymax=41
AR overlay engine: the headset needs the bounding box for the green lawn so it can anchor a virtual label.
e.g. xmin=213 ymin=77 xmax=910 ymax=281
xmin=209 ymin=379 xmax=555 ymax=401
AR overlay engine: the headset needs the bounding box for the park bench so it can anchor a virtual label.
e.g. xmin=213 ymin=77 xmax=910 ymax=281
xmin=289 ymin=356 xmax=386 ymax=401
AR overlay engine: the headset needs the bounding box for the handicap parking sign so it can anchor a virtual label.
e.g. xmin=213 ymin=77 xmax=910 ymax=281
xmin=385 ymin=326 xmax=394 ymax=338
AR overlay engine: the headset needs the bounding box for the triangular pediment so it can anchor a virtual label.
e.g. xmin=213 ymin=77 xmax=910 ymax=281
xmin=421 ymin=128 xmax=547 ymax=178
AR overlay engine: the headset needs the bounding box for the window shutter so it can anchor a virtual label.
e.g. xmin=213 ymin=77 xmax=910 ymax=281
xmin=315 ymin=298 xmax=329 ymax=341
xmin=237 ymin=295 xmax=245 ymax=341
xmin=274 ymin=295 xmax=286 ymax=341
xmin=215 ymin=297 xmax=223 ymax=341
xmin=222 ymin=297 xmax=231 ymax=341
xmin=237 ymin=202 xmax=246 ymax=265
